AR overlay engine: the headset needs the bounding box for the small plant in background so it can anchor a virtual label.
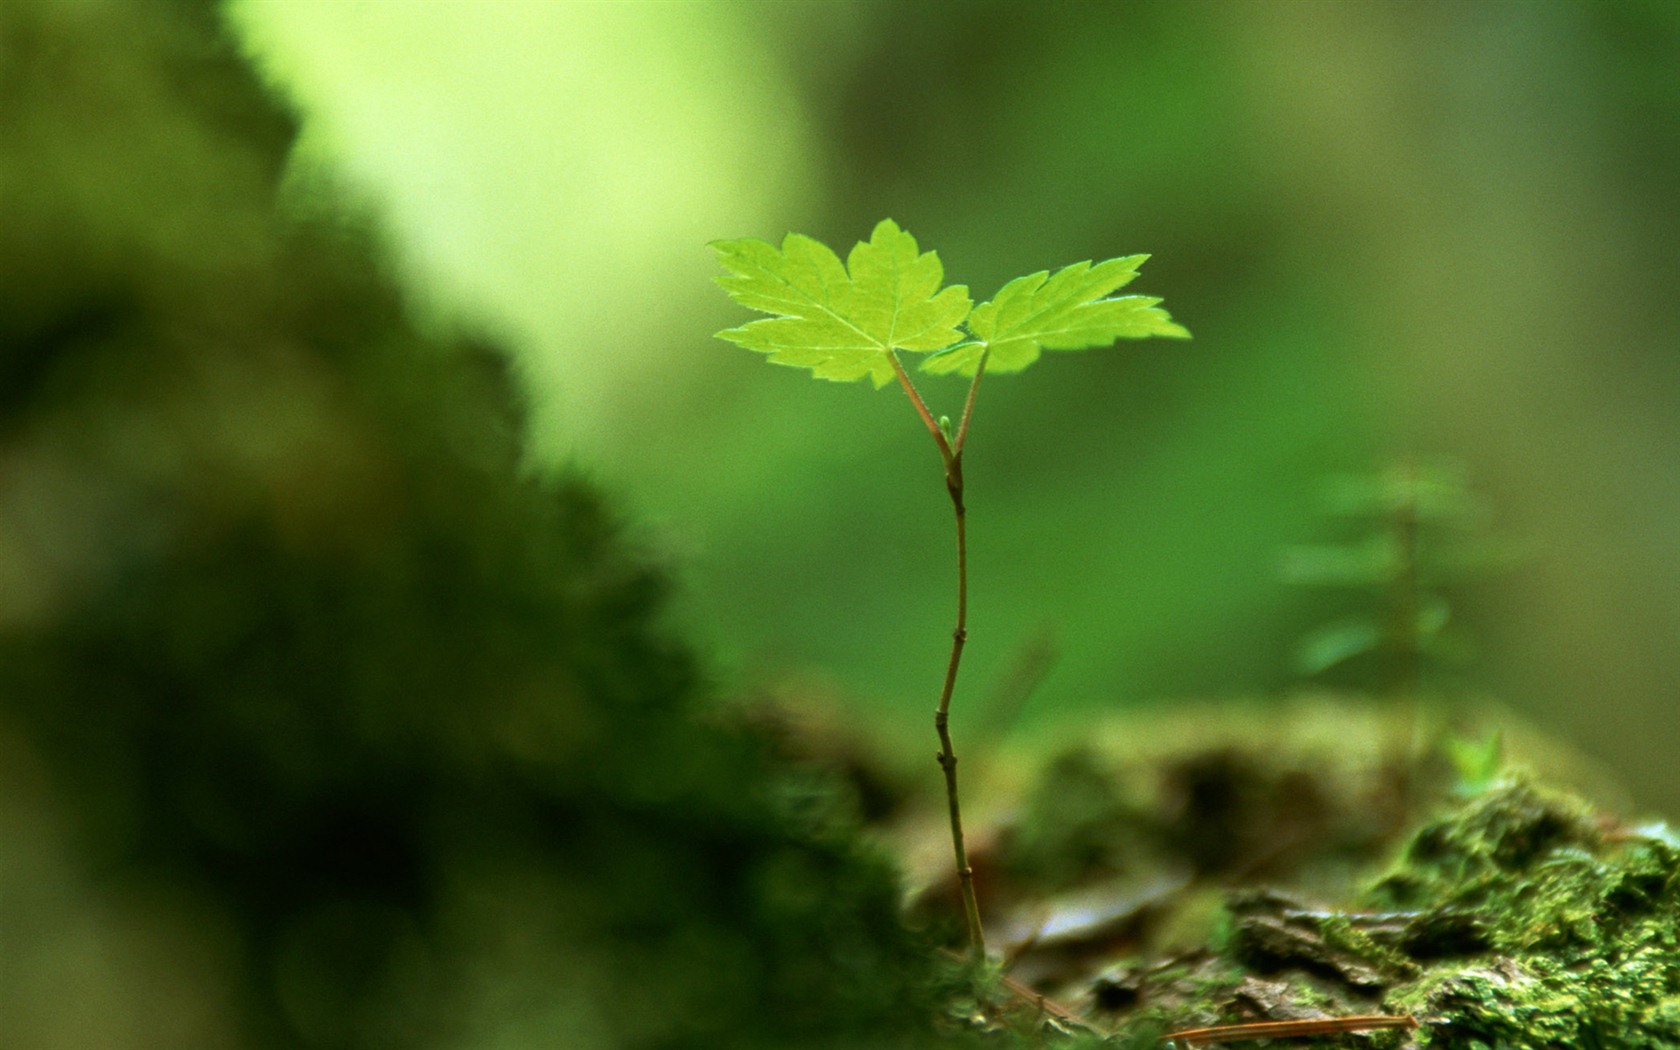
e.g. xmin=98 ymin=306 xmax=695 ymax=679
xmin=1280 ymin=458 xmax=1521 ymax=698
xmin=712 ymin=219 xmax=1188 ymax=963
xmin=1443 ymin=727 xmax=1506 ymax=796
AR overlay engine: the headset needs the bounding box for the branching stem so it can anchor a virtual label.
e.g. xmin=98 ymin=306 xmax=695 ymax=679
xmin=888 ymin=354 xmax=954 ymax=466
xmin=952 ymin=349 xmax=988 ymax=457
xmin=891 ymin=349 xmax=990 ymax=964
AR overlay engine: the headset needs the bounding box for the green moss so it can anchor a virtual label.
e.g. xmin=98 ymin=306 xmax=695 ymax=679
xmin=1365 ymin=779 xmax=1680 ymax=1048
xmin=1077 ymin=762 xmax=1680 ymax=1050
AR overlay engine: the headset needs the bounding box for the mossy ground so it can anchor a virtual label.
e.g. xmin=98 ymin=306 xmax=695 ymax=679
xmin=910 ymin=698 xmax=1679 ymax=1049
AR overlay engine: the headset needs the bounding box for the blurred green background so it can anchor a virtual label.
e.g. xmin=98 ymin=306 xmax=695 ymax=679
xmin=230 ymin=0 xmax=1680 ymax=808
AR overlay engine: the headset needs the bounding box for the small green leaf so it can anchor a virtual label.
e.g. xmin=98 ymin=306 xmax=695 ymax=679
xmin=1321 ymin=462 xmax=1481 ymax=524
xmin=1417 ymin=594 xmax=1451 ymax=638
xmin=1415 ymin=596 xmax=1477 ymax=664
xmin=712 ymin=219 xmax=971 ymax=388
xmin=1294 ymin=617 xmax=1383 ymax=676
xmin=921 ymin=255 xmax=1188 ymax=377
xmin=1444 ymin=729 xmax=1504 ymax=794
xmin=1279 ymin=536 xmax=1402 ymax=588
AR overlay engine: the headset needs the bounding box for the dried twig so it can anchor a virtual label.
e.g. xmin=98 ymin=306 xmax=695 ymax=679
xmin=1164 ymin=1014 xmax=1418 ymax=1045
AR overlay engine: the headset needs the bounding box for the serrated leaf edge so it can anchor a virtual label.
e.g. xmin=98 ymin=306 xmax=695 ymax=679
xmin=918 ymin=253 xmax=1187 ymax=377
xmin=711 ymin=220 xmax=972 ymax=386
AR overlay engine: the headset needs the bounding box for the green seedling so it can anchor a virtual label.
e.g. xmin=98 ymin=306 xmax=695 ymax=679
xmin=1443 ymin=727 xmax=1505 ymax=796
xmin=1280 ymin=458 xmax=1521 ymax=697
xmin=712 ymin=219 xmax=1188 ymax=962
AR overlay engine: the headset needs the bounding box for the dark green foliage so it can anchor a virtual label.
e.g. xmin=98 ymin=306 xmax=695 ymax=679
xmin=0 ymin=3 xmax=948 ymax=1047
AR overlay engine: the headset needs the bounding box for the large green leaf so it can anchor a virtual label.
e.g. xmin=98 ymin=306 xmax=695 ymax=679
xmin=712 ymin=219 xmax=971 ymax=387
xmin=922 ymin=255 xmax=1189 ymax=376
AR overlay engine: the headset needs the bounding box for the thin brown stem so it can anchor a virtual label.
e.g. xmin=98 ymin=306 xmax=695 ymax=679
xmin=935 ymin=360 xmax=991 ymax=963
xmin=1163 ymin=1014 xmax=1418 ymax=1046
xmin=892 ymin=347 xmax=991 ymax=963
xmin=935 ymin=448 xmax=984 ymax=960
xmin=1390 ymin=456 xmax=1421 ymax=703
xmin=1388 ymin=456 xmax=1424 ymax=812
xmin=937 ymin=949 xmax=1098 ymax=1035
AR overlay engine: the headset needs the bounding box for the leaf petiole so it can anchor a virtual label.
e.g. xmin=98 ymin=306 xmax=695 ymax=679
xmin=888 ymin=351 xmax=955 ymax=468
xmin=952 ymin=347 xmax=990 ymax=457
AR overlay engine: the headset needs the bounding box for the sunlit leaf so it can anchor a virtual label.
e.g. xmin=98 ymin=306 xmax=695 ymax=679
xmin=921 ymin=255 xmax=1188 ymax=376
xmin=712 ymin=219 xmax=971 ymax=387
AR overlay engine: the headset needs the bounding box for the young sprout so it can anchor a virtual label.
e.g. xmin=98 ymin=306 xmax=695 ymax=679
xmin=1281 ymin=458 xmax=1521 ymax=697
xmin=713 ymin=219 xmax=1187 ymax=962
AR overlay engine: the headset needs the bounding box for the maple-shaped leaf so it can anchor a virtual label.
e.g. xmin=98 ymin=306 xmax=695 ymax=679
xmin=920 ymin=255 xmax=1188 ymax=377
xmin=713 ymin=219 xmax=972 ymax=388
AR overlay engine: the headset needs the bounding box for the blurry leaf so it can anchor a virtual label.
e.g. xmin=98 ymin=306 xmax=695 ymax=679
xmin=1279 ymin=535 xmax=1400 ymax=588
xmin=1294 ymin=617 xmax=1382 ymax=676
xmin=1444 ymin=729 xmax=1504 ymax=795
xmin=712 ymin=219 xmax=971 ymax=388
xmin=1417 ymin=594 xmax=1450 ymax=637
xmin=920 ymin=255 xmax=1188 ymax=376
xmin=1417 ymin=597 xmax=1478 ymax=666
xmin=1320 ymin=461 xmax=1482 ymax=525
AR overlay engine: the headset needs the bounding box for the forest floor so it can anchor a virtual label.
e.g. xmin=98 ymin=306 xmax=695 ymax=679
xmin=775 ymin=693 xmax=1680 ymax=1048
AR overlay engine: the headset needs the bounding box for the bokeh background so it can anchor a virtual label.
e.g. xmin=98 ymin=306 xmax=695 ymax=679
xmin=229 ymin=0 xmax=1679 ymax=805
